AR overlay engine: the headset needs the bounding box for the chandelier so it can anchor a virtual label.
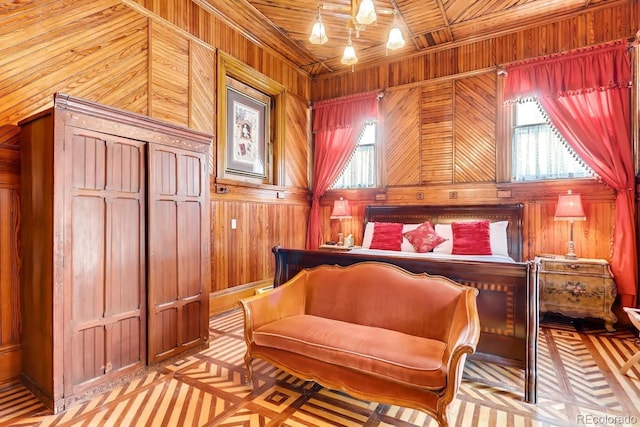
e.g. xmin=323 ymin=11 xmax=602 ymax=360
xmin=309 ymin=1 xmax=406 ymax=70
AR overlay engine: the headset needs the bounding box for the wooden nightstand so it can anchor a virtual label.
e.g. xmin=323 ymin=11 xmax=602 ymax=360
xmin=535 ymin=256 xmax=618 ymax=331
xmin=318 ymin=244 xmax=354 ymax=252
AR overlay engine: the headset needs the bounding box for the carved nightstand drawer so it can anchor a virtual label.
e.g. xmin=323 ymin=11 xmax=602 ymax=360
xmin=541 ymin=260 xmax=609 ymax=275
xmin=535 ymin=256 xmax=617 ymax=332
xmin=542 ymin=275 xmax=605 ymax=308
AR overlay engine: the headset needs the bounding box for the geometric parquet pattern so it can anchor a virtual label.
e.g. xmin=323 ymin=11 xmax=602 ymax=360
xmin=1 ymin=310 xmax=639 ymax=426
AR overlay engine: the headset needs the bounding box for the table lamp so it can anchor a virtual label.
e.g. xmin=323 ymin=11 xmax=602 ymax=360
xmin=330 ymin=197 xmax=352 ymax=245
xmin=554 ymin=190 xmax=586 ymax=259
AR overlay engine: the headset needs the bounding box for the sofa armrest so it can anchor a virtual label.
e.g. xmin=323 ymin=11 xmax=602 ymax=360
xmin=445 ymin=287 xmax=480 ymax=357
xmin=239 ymin=271 xmax=308 ymax=343
xmin=441 ymin=287 xmax=480 ymax=399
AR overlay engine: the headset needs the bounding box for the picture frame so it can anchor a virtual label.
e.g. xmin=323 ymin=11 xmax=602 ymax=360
xmin=216 ymin=52 xmax=286 ymax=186
xmin=225 ymin=85 xmax=268 ymax=180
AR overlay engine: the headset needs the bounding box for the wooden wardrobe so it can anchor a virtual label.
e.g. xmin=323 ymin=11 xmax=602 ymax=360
xmin=20 ymin=93 xmax=211 ymax=413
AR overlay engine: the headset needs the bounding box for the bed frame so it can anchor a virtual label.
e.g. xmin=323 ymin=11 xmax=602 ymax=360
xmin=272 ymin=204 xmax=539 ymax=403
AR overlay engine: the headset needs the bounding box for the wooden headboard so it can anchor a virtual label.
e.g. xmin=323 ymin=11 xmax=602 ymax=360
xmin=364 ymin=204 xmax=524 ymax=262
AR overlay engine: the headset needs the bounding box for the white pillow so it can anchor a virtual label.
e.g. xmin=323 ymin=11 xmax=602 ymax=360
xmin=433 ymin=221 xmax=509 ymax=256
xmin=489 ymin=221 xmax=509 ymax=257
xmin=362 ymin=222 xmax=375 ymax=248
xmin=362 ymin=222 xmax=420 ymax=252
xmin=433 ymin=224 xmax=453 ymax=253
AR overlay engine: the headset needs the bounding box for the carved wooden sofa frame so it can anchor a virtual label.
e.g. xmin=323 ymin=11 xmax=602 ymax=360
xmin=240 ymin=262 xmax=480 ymax=427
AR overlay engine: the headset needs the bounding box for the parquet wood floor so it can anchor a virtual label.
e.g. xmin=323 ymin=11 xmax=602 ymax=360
xmin=1 ymin=310 xmax=639 ymax=426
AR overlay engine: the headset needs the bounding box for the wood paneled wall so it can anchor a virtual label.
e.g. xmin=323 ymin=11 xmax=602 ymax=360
xmin=124 ymin=0 xmax=312 ymax=291
xmin=0 ymin=0 xmax=312 ymax=387
xmin=324 ymin=75 xmax=619 ymax=259
xmin=0 ymin=126 xmax=21 ymax=386
xmin=311 ymin=1 xmax=637 ymax=101
xmin=126 ymin=0 xmax=310 ymax=100
xmin=316 ymin=1 xmax=635 ymax=264
xmin=210 ymin=197 xmax=309 ymax=292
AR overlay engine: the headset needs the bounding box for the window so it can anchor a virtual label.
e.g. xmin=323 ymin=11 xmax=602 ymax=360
xmin=332 ymin=121 xmax=377 ymax=189
xmin=512 ymin=100 xmax=592 ymax=181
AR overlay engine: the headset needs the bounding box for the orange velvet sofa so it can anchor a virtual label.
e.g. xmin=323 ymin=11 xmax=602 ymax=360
xmin=239 ymin=262 xmax=480 ymax=427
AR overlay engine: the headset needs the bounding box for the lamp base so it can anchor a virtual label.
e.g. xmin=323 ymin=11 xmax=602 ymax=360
xmin=565 ymin=240 xmax=578 ymax=260
xmin=337 ymin=232 xmax=344 ymax=246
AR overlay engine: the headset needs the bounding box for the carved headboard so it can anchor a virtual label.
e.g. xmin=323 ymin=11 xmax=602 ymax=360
xmin=364 ymin=204 xmax=524 ymax=262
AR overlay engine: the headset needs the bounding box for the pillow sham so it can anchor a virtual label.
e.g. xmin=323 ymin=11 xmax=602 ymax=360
xmin=433 ymin=221 xmax=510 ymax=256
xmin=400 ymin=224 xmax=421 ymax=252
xmin=362 ymin=222 xmax=376 ymax=248
xmin=362 ymin=222 xmax=421 ymax=252
xmin=369 ymin=222 xmax=404 ymax=251
xmin=488 ymin=221 xmax=509 ymax=256
xmin=403 ymin=222 xmax=446 ymax=253
xmin=451 ymin=220 xmax=492 ymax=255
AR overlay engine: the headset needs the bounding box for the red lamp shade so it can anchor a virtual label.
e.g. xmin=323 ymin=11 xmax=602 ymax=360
xmin=554 ymin=190 xmax=586 ymax=221
xmin=330 ymin=197 xmax=352 ymax=219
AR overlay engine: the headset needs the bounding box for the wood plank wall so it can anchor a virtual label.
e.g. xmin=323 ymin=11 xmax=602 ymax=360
xmin=0 ymin=126 xmax=21 ymax=387
xmin=315 ymin=0 xmax=636 ymax=264
xmin=0 ymin=0 xmax=311 ymax=387
xmin=311 ymin=2 xmax=637 ymax=101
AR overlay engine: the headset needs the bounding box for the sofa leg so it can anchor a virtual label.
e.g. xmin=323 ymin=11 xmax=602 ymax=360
xmin=434 ymin=402 xmax=449 ymax=427
xmin=244 ymin=353 xmax=254 ymax=383
xmin=435 ymin=411 xmax=448 ymax=427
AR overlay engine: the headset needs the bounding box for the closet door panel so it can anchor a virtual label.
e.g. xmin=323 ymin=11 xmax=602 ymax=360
xmin=148 ymin=144 xmax=208 ymax=363
xmin=65 ymin=129 xmax=146 ymax=395
xmin=178 ymin=202 xmax=201 ymax=297
xmin=71 ymin=134 xmax=107 ymax=190
xmin=71 ymin=196 xmax=105 ymax=324
xmin=109 ymin=198 xmax=143 ymax=314
xmin=182 ymin=301 xmax=202 ymax=344
xmin=71 ymin=327 xmax=105 ymax=386
xmin=149 ymin=198 xmax=179 ymax=358
xmin=178 ymin=201 xmax=202 ymax=345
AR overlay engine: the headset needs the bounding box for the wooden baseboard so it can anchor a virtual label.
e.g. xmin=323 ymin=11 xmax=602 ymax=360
xmin=209 ymin=279 xmax=273 ymax=316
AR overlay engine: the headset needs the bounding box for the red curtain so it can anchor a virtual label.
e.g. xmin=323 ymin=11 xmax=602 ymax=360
xmin=505 ymin=40 xmax=637 ymax=307
xmin=306 ymin=92 xmax=379 ymax=249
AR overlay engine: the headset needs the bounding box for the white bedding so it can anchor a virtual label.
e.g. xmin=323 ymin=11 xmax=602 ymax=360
xmin=348 ymin=247 xmax=516 ymax=263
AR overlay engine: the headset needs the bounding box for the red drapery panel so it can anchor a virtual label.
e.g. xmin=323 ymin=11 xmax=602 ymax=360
xmin=307 ymin=92 xmax=379 ymax=249
xmin=505 ymin=40 xmax=637 ymax=307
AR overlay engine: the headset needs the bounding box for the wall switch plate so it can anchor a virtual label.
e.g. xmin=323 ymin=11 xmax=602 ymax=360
xmin=231 ymin=219 xmax=237 ymax=229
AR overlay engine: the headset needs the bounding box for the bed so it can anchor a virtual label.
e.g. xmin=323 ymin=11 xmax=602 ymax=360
xmin=272 ymin=203 xmax=539 ymax=403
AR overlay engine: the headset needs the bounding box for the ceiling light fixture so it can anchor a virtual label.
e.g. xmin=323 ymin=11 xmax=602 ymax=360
xmin=341 ymin=30 xmax=358 ymax=71
xmin=310 ymin=1 xmax=406 ymax=71
xmin=355 ymin=0 xmax=376 ymax=25
xmin=386 ymin=11 xmax=405 ymax=53
xmin=309 ymin=4 xmax=328 ymax=45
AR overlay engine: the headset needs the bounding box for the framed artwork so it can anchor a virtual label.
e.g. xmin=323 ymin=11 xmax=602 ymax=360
xmin=225 ymin=86 xmax=268 ymax=179
xmin=216 ymin=52 xmax=286 ymax=186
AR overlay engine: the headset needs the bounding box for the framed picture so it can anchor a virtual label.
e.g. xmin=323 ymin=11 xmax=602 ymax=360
xmin=225 ymin=85 xmax=268 ymax=180
xmin=216 ymin=52 xmax=286 ymax=186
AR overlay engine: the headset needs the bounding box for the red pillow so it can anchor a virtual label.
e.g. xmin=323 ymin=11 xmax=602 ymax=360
xmin=369 ymin=222 xmax=403 ymax=251
xmin=451 ymin=220 xmax=492 ymax=255
xmin=403 ymin=222 xmax=446 ymax=253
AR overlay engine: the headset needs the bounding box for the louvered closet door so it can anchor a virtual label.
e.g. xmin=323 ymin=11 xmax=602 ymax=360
xmin=147 ymin=143 xmax=208 ymax=364
xmin=63 ymin=127 xmax=146 ymax=397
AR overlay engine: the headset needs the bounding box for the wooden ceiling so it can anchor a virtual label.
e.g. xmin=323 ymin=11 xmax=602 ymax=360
xmin=197 ymin=0 xmax=614 ymax=76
